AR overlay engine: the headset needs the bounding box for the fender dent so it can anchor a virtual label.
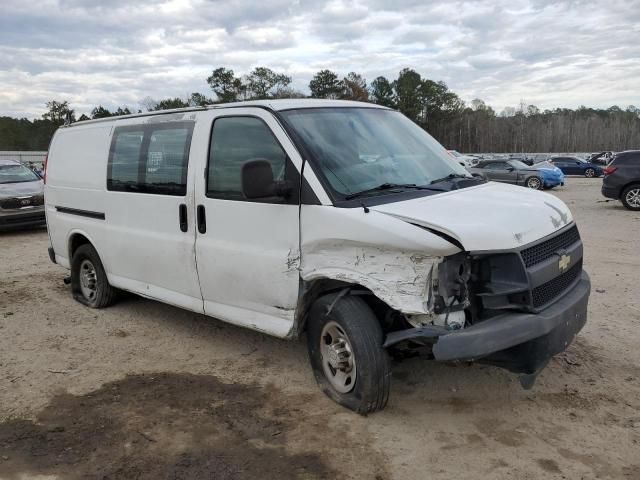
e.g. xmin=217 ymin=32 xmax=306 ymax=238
xmin=301 ymin=240 xmax=441 ymax=315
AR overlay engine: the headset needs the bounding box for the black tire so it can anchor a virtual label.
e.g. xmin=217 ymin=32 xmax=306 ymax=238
xmin=621 ymin=184 xmax=640 ymax=211
xmin=307 ymin=293 xmax=391 ymax=414
xmin=584 ymin=168 xmax=596 ymax=178
xmin=70 ymin=244 xmax=117 ymax=308
xmin=525 ymin=176 xmax=542 ymax=189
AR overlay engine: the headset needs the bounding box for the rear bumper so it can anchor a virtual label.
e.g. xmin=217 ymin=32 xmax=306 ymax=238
xmin=0 ymin=207 xmax=46 ymax=231
xmin=386 ymin=271 xmax=590 ymax=375
xmin=601 ymin=184 xmax=619 ymax=199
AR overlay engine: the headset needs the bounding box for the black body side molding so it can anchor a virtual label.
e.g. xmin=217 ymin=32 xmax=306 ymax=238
xmin=55 ymin=206 xmax=105 ymax=220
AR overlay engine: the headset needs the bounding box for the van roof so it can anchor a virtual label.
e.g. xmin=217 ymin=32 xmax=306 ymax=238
xmin=65 ymin=99 xmax=389 ymax=128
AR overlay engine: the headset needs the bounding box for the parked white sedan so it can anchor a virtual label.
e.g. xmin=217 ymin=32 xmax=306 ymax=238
xmin=447 ymin=150 xmax=477 ymax=167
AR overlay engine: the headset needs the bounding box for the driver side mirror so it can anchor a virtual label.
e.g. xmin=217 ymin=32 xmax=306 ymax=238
xmin=506 ymin=166 xmax=514 ymax=171
xmin=241 ymin=159 xmax=292 ymax=200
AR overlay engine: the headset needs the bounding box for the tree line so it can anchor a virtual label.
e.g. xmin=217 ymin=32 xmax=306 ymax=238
xmin=1 ymin=66 xmax=638 ymax=152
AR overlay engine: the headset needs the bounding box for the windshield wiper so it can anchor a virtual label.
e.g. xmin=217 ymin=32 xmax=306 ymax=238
xmin=429 ymin=173 xmax=474 ymax=185
xmin=345 ymin=183 xmax=438 ymax=200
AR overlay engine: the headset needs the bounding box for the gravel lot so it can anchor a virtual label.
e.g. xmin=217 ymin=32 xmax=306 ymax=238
xmin=1 ymin=178 xmax=639 ymax=479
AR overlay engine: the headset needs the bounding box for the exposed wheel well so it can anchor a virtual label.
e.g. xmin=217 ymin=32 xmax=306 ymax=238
xmin=68 ymin=233 xmax=91 ymax=260
xmin=293 ymin=278 xmax=396 ymax=338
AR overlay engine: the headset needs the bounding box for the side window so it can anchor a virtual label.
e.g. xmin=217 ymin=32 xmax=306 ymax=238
xmin=145 ymin=127 xmax=191 ymax=194
xmin=108 ymin=122 xmax=194 ymax=195
xmin=110 ymin=130 xmax=144 ymax=185
xmin=485 ymin=162 xmax=508 ymax=170
xmin=207 ymin=116 xmax=294 ymax=203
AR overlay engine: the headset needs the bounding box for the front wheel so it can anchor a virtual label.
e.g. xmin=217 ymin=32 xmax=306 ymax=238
xmin=307 ymin=294 xmax=391 ymax=414
xmin=621 ymin=184 xmax=640 ymax=210
xmin=585 ymin=168 xmax=596 ymax=178
xmin=525 ymin=176 xmax=542 ymax=189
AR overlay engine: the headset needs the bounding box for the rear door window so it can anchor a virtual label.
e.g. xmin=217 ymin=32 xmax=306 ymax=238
xmin=108 ymin=122 xmax=194 ymax=195
xmin=614 ymin=152 xmax=640 ymax=165
xmin=110 ymin=130 xmax=144 ymax=185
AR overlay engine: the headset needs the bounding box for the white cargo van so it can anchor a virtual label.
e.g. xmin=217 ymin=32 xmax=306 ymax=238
xmin=45 ymin=99 xmax=590 ymax=413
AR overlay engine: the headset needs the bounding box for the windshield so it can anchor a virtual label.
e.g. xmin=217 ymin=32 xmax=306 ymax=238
xmin=509 ymin=160 xmax=529 ymax=169
xmin=0 ymin=163 xmax=40 ymax=184
xmin=280 ymin=108 xmax=469 ymax=199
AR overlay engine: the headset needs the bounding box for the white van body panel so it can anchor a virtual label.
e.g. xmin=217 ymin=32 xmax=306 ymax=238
xmin=371 ymin=182 xmax=573 ymax=251
xmin=191 ymin=108 xmax=301 ymax=337
xmin=46 ymin=124 xmax=112 ymax=269
xmin=46 ymin=114 xmax=203 ymax=314
xmin=300 ymin=205 xmax=460 ymax=315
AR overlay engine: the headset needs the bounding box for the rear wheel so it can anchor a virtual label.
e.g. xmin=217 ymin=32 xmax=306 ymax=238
xmin=621 ymin=184 xmax=640 ymax=211
xmin=71 ymin=244 xmax=117 ymax=308
xmin=585 ymin=168 xmax=596 ymax=178
xmin=307 ymin=293 xmax=391 ymax=414
xmin=525 ymin=176 xmax=542 ymax=189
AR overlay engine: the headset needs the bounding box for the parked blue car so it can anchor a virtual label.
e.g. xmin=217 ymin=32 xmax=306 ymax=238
xmin=548 ymin=156 xmax=603 ymax=177
xmin=536 ymin=163 xmax=565 ymax=188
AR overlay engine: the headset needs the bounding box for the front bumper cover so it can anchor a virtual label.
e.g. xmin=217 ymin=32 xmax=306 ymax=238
xmin=386 ymin=271 xmax=590 ymax=375
xmin=0 ymin=207 xmax=46 ymax=230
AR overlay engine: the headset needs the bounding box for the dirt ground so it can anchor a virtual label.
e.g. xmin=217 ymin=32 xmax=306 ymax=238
xmin=1 ymin=178 xmax=639 ymax=480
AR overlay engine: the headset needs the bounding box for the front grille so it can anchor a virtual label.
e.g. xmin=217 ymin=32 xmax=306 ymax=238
xmin=521 ymin=225 xmax=580 ymax=268
xmin=0 ymin=196 xmax=44 ymax=209
xmin=532 ymin=259 xmax=582 ymax=308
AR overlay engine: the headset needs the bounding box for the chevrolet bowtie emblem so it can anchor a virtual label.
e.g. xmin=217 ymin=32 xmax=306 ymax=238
xmin=558 ymin=254 xmax=571 ymax=272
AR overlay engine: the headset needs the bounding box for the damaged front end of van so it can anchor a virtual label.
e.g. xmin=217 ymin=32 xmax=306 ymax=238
xmin=299 ymin=182 xmax=590 ymax=389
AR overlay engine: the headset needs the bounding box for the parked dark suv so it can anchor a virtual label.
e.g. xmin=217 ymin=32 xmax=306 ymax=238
xmin=601 ymin=150 xmax=640 ymax=210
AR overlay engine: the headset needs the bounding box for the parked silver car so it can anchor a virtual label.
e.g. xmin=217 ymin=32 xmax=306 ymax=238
xmin=0 ymin=159 xmax=46 ymax=230
xmin=468 ymin=159 xmax=565 ymax=189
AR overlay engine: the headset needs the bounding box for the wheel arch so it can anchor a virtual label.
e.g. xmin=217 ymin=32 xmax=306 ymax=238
xmin=525 ymin=175 xmax=543 ymax=189
xmin=619 ymin=180 xmax=640 ymax=199
xmin=292 ymin=277 xmax=395 ymax=339
xmin=67 ymin=229 xmax=101 ymax=264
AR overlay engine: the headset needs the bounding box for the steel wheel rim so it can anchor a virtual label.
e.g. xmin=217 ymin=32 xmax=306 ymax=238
xmin=626 ymin=188 xmax=640 ymax=208
xmin=585 ymin=169 xmax=594 ymax=177
xmin=320 ymin=321 xmax=357 ymax=393
xmin=527 ymin=177 xmax=541 ymax=189
xmin=79 ymin=259 xmax=98 ymax=301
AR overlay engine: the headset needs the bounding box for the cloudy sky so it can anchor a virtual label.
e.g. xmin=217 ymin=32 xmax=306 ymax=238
xmin=1 ymin=0 xmax=638 ymax=118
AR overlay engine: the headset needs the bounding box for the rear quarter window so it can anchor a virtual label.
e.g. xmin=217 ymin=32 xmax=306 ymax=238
xmin=107 ymin=122 xmax=194 ymax=196
xmin=612 ymin=152 xmax=640 ymax=166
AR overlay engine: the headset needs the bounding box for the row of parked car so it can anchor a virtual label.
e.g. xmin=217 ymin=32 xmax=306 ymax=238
xmin=448 ymin=150 xmax=606 ymax=178
xmin=449 ymin=150 xmax=639 ymax=210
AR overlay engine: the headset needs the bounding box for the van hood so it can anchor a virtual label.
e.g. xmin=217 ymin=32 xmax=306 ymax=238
xmin=370 ymin=182 xmax=573 ymax=251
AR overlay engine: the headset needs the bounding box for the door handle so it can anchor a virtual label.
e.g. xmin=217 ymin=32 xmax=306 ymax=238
xmin=179 ymin=204 xmax=188 ymax=232
xmin=197 ymin=205 xmax=206 ymax=234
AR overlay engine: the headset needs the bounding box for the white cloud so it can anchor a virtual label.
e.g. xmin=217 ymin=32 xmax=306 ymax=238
xmin=0 ymin=0 xmax=638 ymax=118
